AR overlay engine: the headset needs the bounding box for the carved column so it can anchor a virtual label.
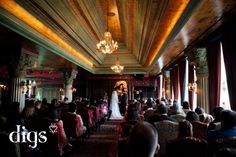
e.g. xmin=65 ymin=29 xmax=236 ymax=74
xmin=0 ymin=88 xmax=2 ymax=106
xmin=186 ymin=48 xmax=209 ymax=113
xmin=164 ymin=70 xmax=171 ymax=99
xmin=128 ymin=80 xmax=131 ymax=100
xmin=10 ymin=53 xmax=35 ymax=111
xmin=64 ymin=69 xmax=78 ymax=102
xmin=85 ymin=79 xmax=89 ymax=99
xmin=131 ymin=81 xmax=135 ymax=100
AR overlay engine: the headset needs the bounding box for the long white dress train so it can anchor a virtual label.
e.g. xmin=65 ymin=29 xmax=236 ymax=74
xmin=110 ymin=90 xmax=123 ymax=120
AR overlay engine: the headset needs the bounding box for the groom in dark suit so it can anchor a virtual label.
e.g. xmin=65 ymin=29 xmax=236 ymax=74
xmin=120 ymin=88 xmax=128 ymax=116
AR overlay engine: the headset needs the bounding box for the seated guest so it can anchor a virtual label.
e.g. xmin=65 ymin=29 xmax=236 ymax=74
xmin=0 ymin=117 xmax=20 ymax=157
xmin=33 ymin=100 xmax=46 ymax=132
xmin=62 ymin=103 xmax=87 ymax=139
xmin=166 ymin=99 xmax=173 ymax=107
xmin=63 ymin=97 xmax=69 ymax=104
xmin=166 ymin=120 xmax=208 ymax=157
xmin=41 ymin=98 xmax=49 ymax=112
xmin=155 ymin=98 xmax=160 ymax=106
xmin=128 ymin=121 xmax=159 ymax=157
xmin=135 ymin=101 xmax=143 ymax=115
xmin=178 ymin=120 xmax=193 ymax=138
xmin=169 ymin=101 xmax=186 ymax=122
xmin=34 ymin=100 xmax=44 ymax=118
xmin=186 ymin=111 xmax=200 ymax=122
xmin=148 ymin=102 xmax=176 ymax=125
xmin=20 ymin=103 xmax=36 ymax=131
xmin=215 ymin=148 xmax=236 ymax=157
xmin=144 ymin=100 xmax=154 ymax=121
xmin=186 ymin=111 xmax=208 ymax=139
xmin=195 ymin=106 xmax=213 ymax=124
xmin=5 ymin=102 xmax=21 ymax=132
xmin=46 ymin=98 xmax=61 ymax=119
xmin=182 ymin=101 xmax=191 ymax=114
xmin=208 ymin=107 xmax=224 ymax=131
xmin=50 ymin=111 xmax=72 ymax=154
xmin=125 ymin=104 xmax=142 ymax=122
xmin=61 ymin=97 xmax=70 ymax=113
xmin=117 ymin=104 xmax=141 ymax=138
xmin=207 ymin=110 xmax=236 ymax=145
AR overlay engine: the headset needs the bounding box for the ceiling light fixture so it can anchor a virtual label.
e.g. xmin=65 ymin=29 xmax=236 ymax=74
xmin=97 ymin=0 xmax=118 ymax=54
xmin=111 ymin=56 xmax=124 ymax=73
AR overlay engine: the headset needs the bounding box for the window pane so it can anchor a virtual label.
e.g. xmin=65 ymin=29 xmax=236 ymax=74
xmin=220 ymin=42 xmax=231 ymax=110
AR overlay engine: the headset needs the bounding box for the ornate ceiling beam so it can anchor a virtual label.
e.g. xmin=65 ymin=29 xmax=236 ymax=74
xmin=144 ymin=0 xmax=192 ymax=67
xmin=0 ymin=0 xmax=95 ymax=72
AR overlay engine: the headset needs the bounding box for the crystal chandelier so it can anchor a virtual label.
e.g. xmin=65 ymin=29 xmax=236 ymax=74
xmin=111 ymin=56 xmax=124 ymax=73
xmin=97 ymin=31 xmax=118 ymax=54
xmin=97 ymin=0 xmax=118 ymax=54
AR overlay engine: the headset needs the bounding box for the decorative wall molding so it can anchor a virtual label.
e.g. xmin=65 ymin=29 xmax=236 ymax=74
xmin=15 ymin=53 xmax=37 ymax=77
xmin=185 ymin=47 xmax=208 ymax=76
xmin=64 ymin=69 xmax=78 ymax=85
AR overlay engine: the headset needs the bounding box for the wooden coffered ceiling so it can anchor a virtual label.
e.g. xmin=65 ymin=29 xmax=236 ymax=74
xmin=0 ymin=0 xmax=236 ymax=74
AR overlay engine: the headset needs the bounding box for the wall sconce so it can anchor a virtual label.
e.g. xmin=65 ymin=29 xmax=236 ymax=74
xmin=188 ymin=82 xmax=197 ymax=92
xmin=20 ymin=81 xmax=27 ymax=94
xmin=0 ymin=83 xmax=6 ymax=90
xmin=162 ymin=88 xmax=166 ymax=98
xmin=59 ymin=88 xmax=64 ymax=95
xmin=27 ymin=80 xmax=35 ymax=90
xmin=72 ymin=87 xmax=77 ymax=93
xmin=162 ymin=88 xmax=165 ymax=93
xmin=32 ymin=80 xmax=36 ymax=86
xmin=165 ymin=89 xmax=169 ymax=95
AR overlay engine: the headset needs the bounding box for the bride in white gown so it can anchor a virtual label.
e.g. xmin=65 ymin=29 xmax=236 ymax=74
xmin=110 ymin=89 xmax=123 ymax=120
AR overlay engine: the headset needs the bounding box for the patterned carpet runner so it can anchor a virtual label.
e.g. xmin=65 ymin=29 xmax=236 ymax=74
xmin=66 ymin=120 xmax=121 ymax=157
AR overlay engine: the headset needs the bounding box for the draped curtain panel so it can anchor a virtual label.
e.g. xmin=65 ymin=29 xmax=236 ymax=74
xmin=188 ymin=64 xmax=194 ymax=110
xmin=172 ymin=65 xmax=180 ymax=101
xmin=162 ymin=75 xmax=166 ymax=98
xmin=197 ymin=76 xmax=210 ymax=113
xmin=221 ymin=23 xmax=236 ymax=111
xmin=156 ymin=77 xmax=161 ymax=99
xmin=179 ymin=59 xmax=186 ymax=103
xmin=170 ymin=68 xmax=175 ymax=100
xmin=207 ymin=41 xmax=221 ymax=113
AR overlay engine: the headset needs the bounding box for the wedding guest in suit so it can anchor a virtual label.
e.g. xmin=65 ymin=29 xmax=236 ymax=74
xmin=207 ymin=110 xmax=236 ymax=145
xmin=208 ymin=107 xmax=224 ymax=131
xmin=148 ymin=102 xmax=176 ymax=125
xmin=120 ymin=88 xmax=128 ymax=116
xmin=128 ymin=121 xmax=159 ymax=157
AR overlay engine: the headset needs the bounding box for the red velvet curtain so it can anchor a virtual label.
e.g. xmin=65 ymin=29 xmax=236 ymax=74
xmin=221 ymin=26 xmax=236 ymax=111
xmin=156 ymin=77 xmax=161 ymax=99
xmin=162 ymin=75 xmax=166 ymax=98
xmin=170 ymin=68 xmax=175 ymax=100
xmin=207 ymin=41 xmax=221 ymax=113
xmin=188 ymin=64 xmax=194 ymax=110
xmin=179 ymin=59 xmax=186 ymax=103
xmin=171 ymin=65 xmax=180 ymax=101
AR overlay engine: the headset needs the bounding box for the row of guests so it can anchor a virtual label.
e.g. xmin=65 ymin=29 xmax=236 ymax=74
xmin=117 ymin=98 xmax=236 ymax=157
xmin=125 ymin=120 xmax=236 ymax=157
xmin=123 ymin=97 xmax=213 ymax=124
xmin=0 ymin=98 xmax=108 ymax=157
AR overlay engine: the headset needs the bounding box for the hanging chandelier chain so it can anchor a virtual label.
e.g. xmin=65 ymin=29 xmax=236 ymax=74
xmin=106 ymin=0 xmax=109 ymax=31
xmin=97 ymin=0 xmax=118 ymax=54
xmin=96 ymin=0 xmax=124 ymax=73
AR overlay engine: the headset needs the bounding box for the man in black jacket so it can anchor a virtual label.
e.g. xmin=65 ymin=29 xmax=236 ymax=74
xmin=120 ymin=88 xmax=128 ymax=116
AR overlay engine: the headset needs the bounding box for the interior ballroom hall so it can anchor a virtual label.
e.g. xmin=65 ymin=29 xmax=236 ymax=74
xmin=1 ymin=0 xmax=236 ymax=157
